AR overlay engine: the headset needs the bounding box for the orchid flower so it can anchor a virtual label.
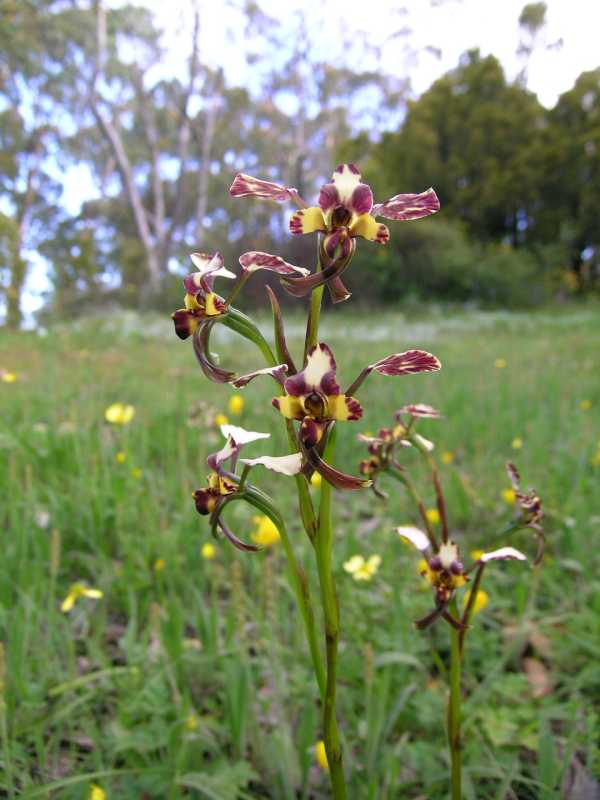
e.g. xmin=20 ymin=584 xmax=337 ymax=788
xmin=172 ymin=252 xmax=235 ymax=340
xmin=397 ymin=525 xmax=527 ymax=630
xmin=506 ymin=461 xmax=545 ymax=562
xmin=271 ymin=342 xmax=441 ymax=490
xmin=229 ymin=164 xmax=439 ymax=303
xmin=193 ymin=424 xmax=302 ymax=551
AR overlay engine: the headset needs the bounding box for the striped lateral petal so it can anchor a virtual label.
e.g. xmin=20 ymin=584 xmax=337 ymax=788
xmin=371 ymin=350 xmax=441 ymax=376
xmin=231 ymin=364 xmax=288 ymax=389
xmin=373 ymin=188 xmax=440 ymax=221
xmin=396 ymin=403 xmax=441 ymax=419
xmin=192 ymin=323 xmax=235 ymax=384
xmin=230 ymin=173 xmax=295 ymax=202
xmin=239 ymin=251 xmax=309 ymax=276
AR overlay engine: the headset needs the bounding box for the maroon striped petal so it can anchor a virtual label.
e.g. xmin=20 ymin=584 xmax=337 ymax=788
xmin=229 ymin=173 xmax=294 ymax=202
xmin=396 ymin=403 xmax=441 ymax=419
xmin=304 ymin=446 xmax=372 ymax=491
xmin=371 ymin=350 xmax=442 ymax=376
xmin=239 ymin=251 xmax=309 ymax=276
xmin=192 ymin=323 xmax=235 ymax=384
xmin=266 ymin=286 xmax=297 ymax=375
xmin=373 ymin=188 xmax=440 ymax=221
xmin=231 ymin=364 xmax=288 ymax=388
xmin=218 ymin=518 xmax=260 ymax=552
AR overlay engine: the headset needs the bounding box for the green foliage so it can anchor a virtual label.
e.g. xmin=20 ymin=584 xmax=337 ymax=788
xmin=1 ymin=308 xmax=599 ymax=796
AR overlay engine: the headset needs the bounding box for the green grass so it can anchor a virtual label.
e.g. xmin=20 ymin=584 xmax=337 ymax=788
xmin=1 ymin=305 xmax=599 ymax=799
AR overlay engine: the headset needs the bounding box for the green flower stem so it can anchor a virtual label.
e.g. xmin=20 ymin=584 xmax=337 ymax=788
xmin=409 ymin=436 xmax=449 ymax=543
xmin=314 ymin=428 xmax=347 ymax=799
xmin=448 ymin=597 xmax=462 ymax=800
xmin=221 ymin=307 xmax=278 ymax=367
xmin=303 ymin=250 xmax=324 ymax=362
xmin=227 ymin=489 xmax=325 ymax=701
xmin=388 ymin=465 xmax=438 ymax=549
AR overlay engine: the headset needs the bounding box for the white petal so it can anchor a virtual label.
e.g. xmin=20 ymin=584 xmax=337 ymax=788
xmin=414 ymin=433 xmax=435 ymax=452
xmin=190 ymin=252 xmax=236 ymax=280
xmin=220 ymin=425 xmax=270 ymax=445
xmin=396 ymin=526 xmax=430 ymax=551
xmin=240 ymin=452 xmax=303 ymax=476
xmin=480 ymin=547 xmax=527 ymax=562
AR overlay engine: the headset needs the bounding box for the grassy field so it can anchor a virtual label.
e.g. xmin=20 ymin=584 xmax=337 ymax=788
xmin=1 ymin=304 xmax=599 ymax=799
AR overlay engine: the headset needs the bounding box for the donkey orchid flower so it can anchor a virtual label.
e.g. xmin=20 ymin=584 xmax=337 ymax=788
xmin=172 ymin=252 xmax=236 ymax=340
xmin=283 ymin=164 xmax=440 ymax=302
xmin=397 ymin=525 xmax=527 ymax=630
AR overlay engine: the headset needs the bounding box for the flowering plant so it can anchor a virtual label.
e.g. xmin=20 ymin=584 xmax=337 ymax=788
xmin=173 ymin=163 xmax=541 ymax=798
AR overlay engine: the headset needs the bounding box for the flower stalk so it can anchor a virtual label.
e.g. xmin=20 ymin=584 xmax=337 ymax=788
xmin=448 ymin=597 xmax=462 ymax=800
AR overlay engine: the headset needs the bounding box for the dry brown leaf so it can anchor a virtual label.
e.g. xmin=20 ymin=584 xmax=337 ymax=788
xmin=523 ymin=656 xmax=553 ymax=698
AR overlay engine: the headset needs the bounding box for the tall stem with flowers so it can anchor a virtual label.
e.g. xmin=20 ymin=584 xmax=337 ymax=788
xmin=172 ymin=164 xmax=440 ymax=797
xmin=358 ymin=405 xmax=544 ymax=798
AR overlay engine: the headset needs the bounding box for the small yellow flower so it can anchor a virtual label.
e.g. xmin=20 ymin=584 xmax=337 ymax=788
xmin=153 ymin=558 xmax=166 ymax=572
xmin=425 ymin=508 xmax=440 ymax=525
xmin=501 ymin=488 xmax=516 ymax=504
xmin=201 ymin=542 xmax=216 ymax=560
xmin=462 ymin=589 xmax=489 ymax=615
xmin=470 ymin=549 xmax=484 ymax=561
xmin=228 ymin=394 xmax=244 ymax=415
xmin=310 ymin=472 xmax=322 ymax=488
xmin=185 ymin=712 xmax=199 ymax=731
xmin=131 ymin=467 xmax=143 ymax=479
xmin=417 ymin=558 xmax=432 ymax=589
xmin=494 ymin=358 xmax=507 ymax=369
xmin=580 ymin=399 xmax=592 ymax=411
xmin=61 ymin=583 xmax=103 ymax=613
xmin=104 ymin=403 xmax=135 ymax=425
xmin=441 ymin=451 xmax=455 ymax=464
xmin=115 ymin=451 xmax=127 ymax=464
xmin=1 ymin=371 xmax=17 ymax=383
xmin=251 ymin=515 xmax=280 ymax=547
xmin=343 ymin=554 xmax=381 ymax=582
xmin=214 ymin=413 xmax=229 ymax=427
xmin=511 ymin=437 xmax=523 ymax=450
xmin=315 ymin=740 xmax=329 ymax=771
xmin=89 ymin=785 xmax=107 ymax=800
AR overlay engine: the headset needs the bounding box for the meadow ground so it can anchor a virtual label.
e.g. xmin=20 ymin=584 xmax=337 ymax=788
xmin=1 ymin=304 xmax=599 ymax=799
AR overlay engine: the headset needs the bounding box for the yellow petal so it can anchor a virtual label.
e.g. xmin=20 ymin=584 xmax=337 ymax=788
xmin=425 ymin=508 xmax=440 ymax=525
xmin=310 ymin=472 xmax=322 ymax=487
xmin=60 ymin=592 xmax=77 ymax=613
xmin=501 ymin=488 xmax=516 ymax=504
xmin=494 ymin=358 xmax=507 ymax=369
xmin=90 ymin=785 xmax=107 ymax=800
xmin=1 ymin=371 xmax=17 ymax=383
xmin=273 ymin=395 xmax=304 ymax=420
xmin=315 ymin=740 xmax=329 ymax=771
xmin=228 ymin=394 xmax=244 ymax=415
xmin=82 ymin=588 xmax=103 ymax=599
xmin=462 ymin=589 xmax=489 ymax=615
xmin=326 ymin=393 xmax=362 ymax=421
xmin=214 ymin=413 xmax=229 ymax=427
xmin=580 ymin=399 xmax=592 ymax=411
xmin=343 ymin=555 xmax=365 ymax=574
xmin=251 ymin=515 xmax=280 ymax=547
xmin=289 ymin=206 xmax=326 ymax=235
xmin=511 ymin=437 xmax=523 ymax=450
xmin=349 ymin=213 xmax=389 ymax=244
xmin=204 ymin=292 xmax=222 ymax=316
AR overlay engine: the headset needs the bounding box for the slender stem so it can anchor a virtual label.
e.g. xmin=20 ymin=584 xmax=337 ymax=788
xmin=459 ymin=563 xmax=486 ymax=655
xmin=303 ymin=248 xmax=324 ymax=363
xmin=448 ymin=597 xmax=462 ymax=800
xmin=410 ymin=436 xmax=450 ymax=543
xmin=388 ymin=465 xmax=438 ymax=549
xmin=314 ymin=428 xmax=347 ymax=799
xmin=276 ymin=519 xmax=326 ymax=700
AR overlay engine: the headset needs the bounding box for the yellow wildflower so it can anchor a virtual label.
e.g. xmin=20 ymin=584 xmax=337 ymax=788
xmin=61 ymin=583 xmax=103 ymax=613
xmin=426 ymin=508 xmax=440 ymax=525
xmin=153 ymin=558 xmax=166 ymax=572
xmin=591 ymin=451 xmax=600 ymax=467
xmin=580 ymin=399 xmax=592 ymax=411
xmin=470 ymin=549 xmax=484 ymax=561
xmin=462 ymin=589 xmax=489 ymax=615
xmin=511 ymin=437 xmax=523 ymax=450
xmin=501 ymin=488 xmax=516 ymax=504
xmin=104 ymin=403 xmax=135 ymax=425
xmin=131 ymin=467 xmax=143 ymax=479
xmin=214 ymin=413 xmax=229 ymax=427
xmin=115 ymin=451 xmax=127 ymax=464
xmin=494 ymin=358 xmax=507 ymax=369
xmin=1 ymin=371 xmax=17 ymax=383
xmin=201 ymin=542 xmax=216 ymax=560
xmin=185 ymin=712 xmax=199 ymax=731
xmin=315 ymin=740 xmax=329 ymax=771
xmin=343 ymin=554 xmax=381 ymax=582
xmin=89 ymin=785 xmax=107 ymax=800
xmin=251 ymin=515 xmax=280 ymax=547
xmin=228 ymin=394 xmax=244 ymax=415
xmin=310 ymin=472 xmax=322 ymax=487
xmin=441 ymin=451 xmax=455 ymax=464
